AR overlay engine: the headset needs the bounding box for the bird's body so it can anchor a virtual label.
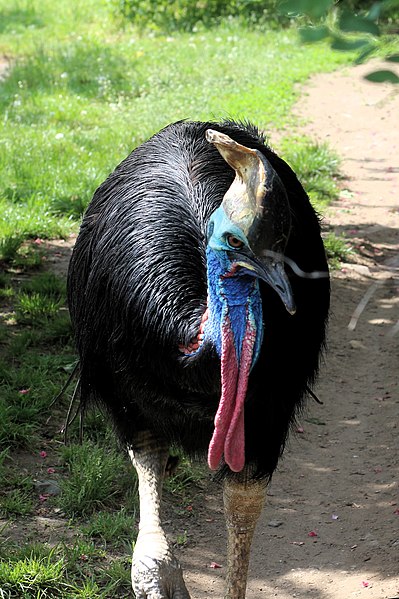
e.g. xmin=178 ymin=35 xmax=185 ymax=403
xmin=68 ymin=120 xmax=330 ymax=598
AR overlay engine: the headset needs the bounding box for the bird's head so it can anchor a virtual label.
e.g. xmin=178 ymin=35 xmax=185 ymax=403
xmin=203 ymin=129 xmax=295 ymax=473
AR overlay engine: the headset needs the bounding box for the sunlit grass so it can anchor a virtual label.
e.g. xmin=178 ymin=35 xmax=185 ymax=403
xmin=0 ymin=541 xmax=132 ymax=598
xmin=280 ymin=137 xmax=341 ymax=209
xmin=323 ymin=231 xmax=353 ymax=269
xmin=0 ymin=0 xmax=351 ymax=242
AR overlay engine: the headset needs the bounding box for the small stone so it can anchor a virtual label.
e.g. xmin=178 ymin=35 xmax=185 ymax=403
xmin=34 ymin=480 xmax=61 ymax=496
xmin=268 ymin=520 xmax=283 ymax=528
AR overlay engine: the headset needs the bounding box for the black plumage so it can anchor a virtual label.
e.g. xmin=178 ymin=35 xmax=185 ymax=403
xmin=67 ymin=119 xmax=329 ymax=480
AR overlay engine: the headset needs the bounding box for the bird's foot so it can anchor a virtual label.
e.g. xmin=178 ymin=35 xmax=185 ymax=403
xmin=132 ymin=532 xmax=191 ymax=599
xmin=132 ymin=555 xmax=190 ymax=599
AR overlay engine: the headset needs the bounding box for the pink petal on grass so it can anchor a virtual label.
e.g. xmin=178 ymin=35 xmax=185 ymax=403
xmin=308 ymin=531 xmax=318 ymax=537
xmin=39 ymin=451 xmax=47 ymax=458
xmin=47 ymin=467 xmax=55 ymax=474
xmin=39 ymin=494 xmax=50 ymax=502
xmin=19 ymin=388 xmax=30 ymax=394
xmin=209 ymin=562 xmax=222 ymax=569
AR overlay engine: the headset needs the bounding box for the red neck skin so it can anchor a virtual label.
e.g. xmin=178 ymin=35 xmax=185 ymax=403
xmin=207 ymin=313 xmax=256 ymax=473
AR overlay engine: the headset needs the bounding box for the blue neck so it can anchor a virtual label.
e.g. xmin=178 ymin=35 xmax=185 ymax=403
xmin=204 ymin=247 xmax=263 ymax=366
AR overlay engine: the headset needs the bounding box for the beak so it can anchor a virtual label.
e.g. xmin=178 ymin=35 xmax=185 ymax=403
xmin=229 ymin=251 xmax=296 ymax=315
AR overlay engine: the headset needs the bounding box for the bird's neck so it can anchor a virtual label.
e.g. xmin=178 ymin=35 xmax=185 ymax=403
xmin=204 ymin=248 xmax=263 ymax=366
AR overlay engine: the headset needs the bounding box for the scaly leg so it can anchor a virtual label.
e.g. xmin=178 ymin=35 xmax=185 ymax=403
xmin=223 ymin=474 xmax=267 ymax=599
xmin=128 ymin=431 xmax=191 ymax=599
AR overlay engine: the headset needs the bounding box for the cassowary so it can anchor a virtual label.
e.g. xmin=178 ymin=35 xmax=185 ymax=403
xmin=67 ymin=120 xmax=330 ymax=599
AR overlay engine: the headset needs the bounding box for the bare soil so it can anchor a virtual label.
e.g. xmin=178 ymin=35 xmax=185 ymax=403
xmin=2 ymin=60 xmax=398 ymax=597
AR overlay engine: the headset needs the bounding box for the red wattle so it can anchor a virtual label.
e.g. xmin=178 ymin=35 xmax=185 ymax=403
xmin=207 ymin=316 xmax=256 ymax=472
xmin=224 ymin=323 xmax=255 ymax=472
xmin=207 ymin=320 xmax=238 ymax=470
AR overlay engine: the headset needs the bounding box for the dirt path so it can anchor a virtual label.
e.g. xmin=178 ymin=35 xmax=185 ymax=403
xmin=2 ymin=58 xmax=397 ymax=597
xmin=178 ymin=62 xmax=399 ymax=598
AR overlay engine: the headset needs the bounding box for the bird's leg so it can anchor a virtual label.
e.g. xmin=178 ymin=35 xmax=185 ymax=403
xmin=128 ymin=431 xmax=190 ymax=599
xmin=223 ymin=474 xmax=267 ymax=599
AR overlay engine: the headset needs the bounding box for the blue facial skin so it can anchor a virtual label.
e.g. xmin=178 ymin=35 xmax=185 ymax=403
xmin=202 ymin=205 xmax=264 ymax=367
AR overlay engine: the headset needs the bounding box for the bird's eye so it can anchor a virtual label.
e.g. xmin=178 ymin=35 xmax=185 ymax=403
xmin=227 ymin=235 xmax=244 ymax=249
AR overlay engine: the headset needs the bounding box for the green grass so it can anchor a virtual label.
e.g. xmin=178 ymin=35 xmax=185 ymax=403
xmin=280 ymin=137 xmax=341 ymax=210
xmin=323 ymin=231 xmax=353 ymax=269
xmin=0 ymin=0 xmax=351 ymax=244
xmin=59 ymin=441 xmax=138 ymax=518
xmin=0 ymin=542 xmax=132 ymax=598
xmin=80 ymin=510 xmax=137 ymax=548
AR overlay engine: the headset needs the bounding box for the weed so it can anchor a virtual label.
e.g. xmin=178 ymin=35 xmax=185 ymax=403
xmin=174 ymin=530 xmax=188 ymax=547
xmin=0 ymin=447 xmax=9 ymax=479
xmin=19 ymin=272 xmax=66 ymax=297
xmin=0 ymin=399 xmax=39 ymax=448
xmin=80 ymin=509 xmax=136 ymax=547
xmin=0 ymin=488 xmax=34 ymax=517
xmin=0 ymin=548 xmax=68 ymax=597
xmin=16 ymin=292 xmax=62 ymax=323
xmin=323 ymin=232 xmax=352 ymax=268
xmin=0 ymin=272 xmax=11 ymax=288
xmin=280 ymin=137 xmax=341 ymax=208
xmin=0 ymin=285 xmax=14 ymax=300
xmin=12 ymin=272 xmax=66 ymax=324
xmin=0 ymin=235 xmax=24 ymax=263
xmin=58 ymin=441 xmax=138 ymax=517
xmin=164 ymin=450 xmax=206 ymax=498
xmin=100 ymin=556 xmax=132 ymax=596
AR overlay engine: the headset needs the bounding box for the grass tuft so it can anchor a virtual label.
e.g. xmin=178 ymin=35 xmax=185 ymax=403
xmin=0 ymin=235 xmax=24 ymax=263
xmin=323 ymin=232 xmax=353 ymax=269
xmin=80 ymin=510 xmax=137 ymax=547
xmin=0 ymin=488 xmax=34 ymax=518
xmin=280 ymin=137 xmax=341 ymax=209
xmin=16 ymin=292 xmax=63 ymax=323
xmin=58 ymin=441 xmax=138 ymax=517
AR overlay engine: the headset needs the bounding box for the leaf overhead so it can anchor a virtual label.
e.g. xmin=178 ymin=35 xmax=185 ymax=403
xmin=364 ymin=69 xmax=399 ymax=83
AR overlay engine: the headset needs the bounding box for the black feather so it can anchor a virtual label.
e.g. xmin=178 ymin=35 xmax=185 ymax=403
xmin=67 ymin=120 xmax=329 ymax=480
